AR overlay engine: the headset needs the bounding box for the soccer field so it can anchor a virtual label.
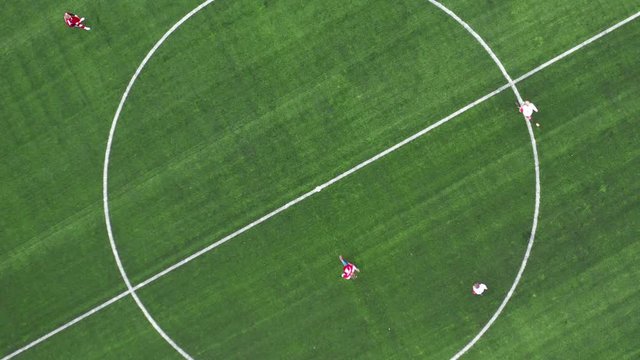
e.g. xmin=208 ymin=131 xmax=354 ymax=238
xmin=1 ymin=0 xmax=639 ymax=358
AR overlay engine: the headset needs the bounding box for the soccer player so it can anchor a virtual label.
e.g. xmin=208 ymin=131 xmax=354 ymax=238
xmin=339 ymin=255 xmax=360 ymax=280
xmin=518 ymin=100 xmax=539 ymax=126
xmin=64 ymin=12 xmax=91 ymax=31
xmin=472 ymin=282 xmax=488 ymax=296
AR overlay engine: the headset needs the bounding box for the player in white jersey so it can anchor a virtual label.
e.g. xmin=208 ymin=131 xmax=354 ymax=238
xmin=472 ymin=282 xmax=488 ymax=296
xmin=519 ymin=100 xmax=540 ymax=126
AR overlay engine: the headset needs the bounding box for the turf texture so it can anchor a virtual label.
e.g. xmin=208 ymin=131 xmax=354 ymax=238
xmin=1 ymin=0 xmax=639 ymax=358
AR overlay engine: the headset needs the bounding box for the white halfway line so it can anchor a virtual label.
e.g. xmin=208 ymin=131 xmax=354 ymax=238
xmin=3 ymin=9 xmax=639 ymax=360
xmin=128 ymin=9 xmax=640 ymax=295
xmin=111 ymin=0 xmax=528 ymax=357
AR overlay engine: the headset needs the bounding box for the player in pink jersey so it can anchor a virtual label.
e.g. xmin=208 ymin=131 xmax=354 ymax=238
xmin=64 ymin=12 xmax=91 ymax=31
xmin=339 ymin=255 xmax=360 ymax=280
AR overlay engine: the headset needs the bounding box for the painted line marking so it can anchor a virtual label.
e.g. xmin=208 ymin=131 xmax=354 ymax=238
xmin=426 ymin=1 xmax=533 ymax=358
xmin=514 ymin=10 xmax=640 ymax=85
xmin=102 ymin=1 xmax=218 ymax=359
xmin=427 ymin=0 xmax=523 ymax=103
xmin=445 ymin=7 xmax=639 ymax=360
xmin=0 ymin=290 xmax=131 ymax=360
xmin=3 ymin=8 xmax=638 ymax=360
xmin=137 ymin=8 xmax=639 ymax=302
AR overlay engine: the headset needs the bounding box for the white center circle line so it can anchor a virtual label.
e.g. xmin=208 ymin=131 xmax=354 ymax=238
xmin=425 ymin=1 xmax=540 ymax=358
xmin=105 ymin=0 xmax=533 ymax=356
xmin=103 ymin=1 xmax=217 ymax=359
xmin=97 ymin=4 xmax=640 ymax=360
xmin=104 ymin=2 xmax=533 ymax=357
xmin=3 ymin=12 xmax=634 ymax=358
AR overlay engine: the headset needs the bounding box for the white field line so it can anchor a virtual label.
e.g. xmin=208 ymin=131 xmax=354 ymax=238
xmin=132 ymin=82 xmax=511 ymax=291
xmin=426 ymin=1 xmax=533 ymax=359
xmin=514 ymin=10 xmax=640 ymax=84
xmin=0 ymin=290 xmax=131 ymax=360
xmin=427 ymin=0 xmax=524 ymax=104
xmin=102 ymin=1 xmax=217 ymax=359
xmin=451 ymin=119 xmax=540 ymax=360
xmin=447 ymin=7 xmax=640 ymax=360
xmin=3 ymin=9 xmax=638 ymax=360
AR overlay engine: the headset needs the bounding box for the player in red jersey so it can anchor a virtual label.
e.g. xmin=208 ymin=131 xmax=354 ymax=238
xmin=339 ymin=255 xmax=360 ymax=280
xmin=64 ymin=12 xmax=91 ymax=31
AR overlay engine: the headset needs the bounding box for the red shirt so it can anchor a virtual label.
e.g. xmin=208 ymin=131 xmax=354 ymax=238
xmin=65 ymin=14 xmax=81 ymax=27
xmin=342 ymin=264 xmax=357 ymax=280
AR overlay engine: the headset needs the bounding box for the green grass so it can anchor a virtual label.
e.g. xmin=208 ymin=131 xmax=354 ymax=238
xmin=1 ymin=0 xmax=638 ymax=358
xmin=18 ymin=297 xmax=183 ymax=360
xmin=108 ymin=0 xmax=506 ymax=282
